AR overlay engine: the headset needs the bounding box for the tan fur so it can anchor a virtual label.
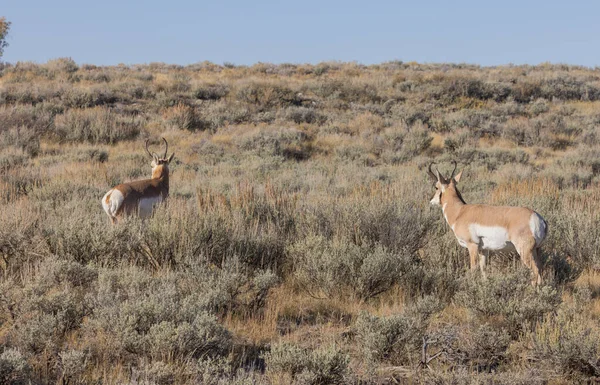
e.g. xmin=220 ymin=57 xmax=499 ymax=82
xmin=102 ymin=139 xmax=175 ymax=224
xmin=111 ymin=164 xmax=170 ymax=218
xmin=430 ymin=166 xmax=547 ymax=285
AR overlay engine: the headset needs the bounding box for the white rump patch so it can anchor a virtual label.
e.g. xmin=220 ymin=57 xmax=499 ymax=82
xmin=138 ymin=196 xmax=162 ymax=218
xmin=102 ymin=189 xmax=124 ymax=219
xmin=529 ymin=212 xmax=547 ymax=247
xmin=469 ymin=224 xmax=510 ymax=250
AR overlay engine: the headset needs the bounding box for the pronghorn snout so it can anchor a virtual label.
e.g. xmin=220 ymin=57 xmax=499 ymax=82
xmin=429 ymin=189 xmax=442 ymax=206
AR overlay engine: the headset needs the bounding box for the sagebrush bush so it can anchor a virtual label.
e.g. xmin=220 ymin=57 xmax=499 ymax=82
xmin=146 ymin=312 xmax=232 ymax=360
xmin=289 ymin=235 xmax=413 ymax=300
xmin=454 ymin=269 xmax=561 ymax=336
xmin=354 ymin=296 xmax=442 ymax=364
xmin=283 ymin=106 xmax=327 ymax=125
xmin=83 ymin=267 xmax=237 ymax=360
xmin=428 ymin=323 xmax=511 ymax=373
xmin=235 ymin=81 xmax=297 ymax=109
xmin=0 ymin=348 xmax=31 ymax=385
xmin=45 ymin=57 xmax=79 ymax=74
xmin=264 ymin=342 xmax=349 ymax=384
xmin=517 ymin=306 xmax=600 ymax=379
xmin=2 ymin=60 xmax=600 ymax=384
xmin=59 ymin=349 xmax=88 ymax=381
xmin=53 ymin=106 xmax=141 ymax=144
xmin=162 ymin=102 xmax=203 ymax=131
xmin=422 ymin=369 xmax=548 ymax=385
xmin=237 ymin=127 xmax=313 ymax=160
xmin=192 ymin=82 xmax=229 ymax=100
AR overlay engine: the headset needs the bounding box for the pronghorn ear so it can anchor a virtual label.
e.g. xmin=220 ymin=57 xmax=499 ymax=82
xmin=453 ymin=169 xmax=464 ymax=184
xmin=168 ymin=153 xmax=175 ymax=163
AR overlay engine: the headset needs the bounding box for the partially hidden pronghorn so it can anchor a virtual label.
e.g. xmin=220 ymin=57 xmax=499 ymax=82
xmin=102 ymin=138 xmax=174 ymax=224
xmin=428 ymin=161 xmax=548 ymax=285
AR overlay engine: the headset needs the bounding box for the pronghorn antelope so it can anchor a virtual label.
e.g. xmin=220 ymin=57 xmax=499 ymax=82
xmin=428 ymin=161 xmax=548 ymax=285
xmin=102 ymin=138 xmax=175 ymax=224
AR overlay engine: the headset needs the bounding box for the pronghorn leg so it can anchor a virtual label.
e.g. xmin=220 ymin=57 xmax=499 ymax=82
xmin=478 ymin=249 xmax=488 ymax=280
xmin=531 ymin=248 xmax=543 ymax=286
xmin=467 ymin=243 xmax=479 ymax=271
xmin=516 ymin=238 xmax=540 ymax=286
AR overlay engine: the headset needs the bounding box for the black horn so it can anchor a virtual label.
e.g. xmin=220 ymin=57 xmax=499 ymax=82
xmin=428 ymin=162 xmax=443 ymax=182
xmin=449 ymin=160 xmax=458 ymax=181
xmin=145 ymin=139 xmax=157 ymax=159
xmin=162 ymin=137 xmax=168 ymax=159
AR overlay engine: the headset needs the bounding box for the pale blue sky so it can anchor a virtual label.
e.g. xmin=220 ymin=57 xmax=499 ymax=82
xmin=2 ymin=0 xmax=599 ymax=66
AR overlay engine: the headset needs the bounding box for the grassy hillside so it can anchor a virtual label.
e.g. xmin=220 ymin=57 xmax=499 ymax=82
xmin=1 ymin=59 xmax=600 ymax=384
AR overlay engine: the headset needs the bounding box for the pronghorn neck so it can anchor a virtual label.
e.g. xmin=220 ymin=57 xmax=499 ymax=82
xmin=151 ymin=165 xmax=170 ymax=195
xmin=152 ymin=164 xmax=169 ymax=180
xmin=441 ymin=185 xmax=466 ymax=227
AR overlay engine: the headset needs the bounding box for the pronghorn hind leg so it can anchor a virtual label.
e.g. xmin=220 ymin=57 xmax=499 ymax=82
xmin=531 ymin=248 xmax=543 ymax=286
xmin=516 ymin=239 xmax=540 ymax=286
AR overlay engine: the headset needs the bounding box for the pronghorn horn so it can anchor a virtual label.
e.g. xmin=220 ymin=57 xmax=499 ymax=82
xmin=145 ymin=139 xmax=155 ymax=159
xmin=449 ymin=160 xmax=458 ymax=181
xmin=428 ymin=162 xmax=439 ymax=181
xmin=162 ymin=137 xmax=168 ymax=159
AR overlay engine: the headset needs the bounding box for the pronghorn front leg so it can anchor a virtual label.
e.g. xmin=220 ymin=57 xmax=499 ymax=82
xmin=467 ymin=243 xmax=479 ymax=270
xmin=478 ymin=248 xmax=488 ymax=280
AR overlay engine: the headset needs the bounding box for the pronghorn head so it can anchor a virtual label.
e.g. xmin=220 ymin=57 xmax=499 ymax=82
xmin=428 ymin=160 xmax=463 ymax=206
xmin=145 ymin=137 xmax=175 ymax=179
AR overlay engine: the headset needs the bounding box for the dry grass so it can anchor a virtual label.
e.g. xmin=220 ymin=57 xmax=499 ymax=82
xmin=1 ymin=60 xmax=600 ymax=384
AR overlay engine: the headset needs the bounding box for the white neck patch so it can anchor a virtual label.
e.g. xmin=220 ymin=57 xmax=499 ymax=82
xmin=442 ymin=203 xmax=449 ymax=223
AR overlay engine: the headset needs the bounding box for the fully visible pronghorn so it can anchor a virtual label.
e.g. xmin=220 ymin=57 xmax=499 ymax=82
xmin=428 ymin=161 xmax=548 ymax=285
xmin=102 ymin=138 xmax=175 ymax=224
